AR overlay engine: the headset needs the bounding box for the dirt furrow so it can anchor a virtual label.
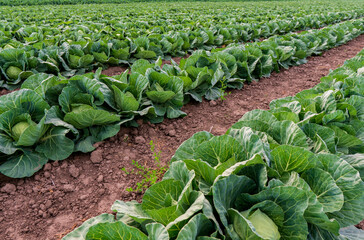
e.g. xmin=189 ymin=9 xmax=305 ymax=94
xmin=0 ymin=34 xmax=363 ymax=240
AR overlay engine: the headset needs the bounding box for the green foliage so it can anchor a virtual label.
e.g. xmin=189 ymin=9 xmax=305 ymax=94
xmin=218 ymin=78 xmax=231 ymax=101
xmin=0 ymin=0 xmax=307 ymax=6
xmin=64 ymin=47 xmax=364 ymax=240
xmin=0 ymin=1 xmax=363 ymax=88
xmin=0 ymin=19 xmax=363 ymax=178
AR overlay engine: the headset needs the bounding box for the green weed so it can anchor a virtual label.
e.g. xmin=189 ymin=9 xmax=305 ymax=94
xmin=122 ymin=140 xmax=167 ymax=192
xmin=219 ymin=78 xmax=231 ymax=101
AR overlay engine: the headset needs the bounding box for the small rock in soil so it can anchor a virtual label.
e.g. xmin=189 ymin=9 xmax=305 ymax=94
xmin=45 ymin=200 xmax=52 ymax=209
xmin=32 ymin=187 xmax=39 ymax=193
xmin=60 ymin=178 xmax=68 ymax=184
xmin=1 ymin=183 xmax=16 ymax=194
xmin=168 ymin=129 xmax=176 ymax=137
xmin=233 ymin=110 xmax=243 ymax=116
xmin=63 ymin=184 xmax=75 ymax=192
xmin=60 ymin=162 xmax=68 ymax=169
xmin=80 ymin=195 xmax=88 ymax=200
xmin=135 ymin=136 xmax=146 ymax=144
xmin=97 ymin=175 xmax=104 ymax=183
xmin=40 ymin=204 xmax=46 ymax=211
xmin=82 ymin=177 xmax=93 ymax=185
xmin=69 ymin=164 xmax=80 ymax=178
xmin=43 ymin=171 xmax=51 ymax=178
xmin=98 ymin=188 xmax=105 ymax=195
xmin=129 ymin=152 xmax=136 ymax=159
xmin=90 ymin=149 xmax=103 ymax=164
xmin=56 ymin=168 xmax=63 ymax=175
xmin=149 ymin=128 xmax=156 ymax=136
xmin=209 ymin=100 xmax=217 ymax=106
xmin=43 ymin=163 xmax=52 ymax=171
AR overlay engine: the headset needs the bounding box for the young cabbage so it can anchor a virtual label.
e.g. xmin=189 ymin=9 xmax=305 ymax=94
xmin=6 ymin=66 xmax=22 ymax=80
xmin=12 ymin=121 xmax=31 ymax=141
xmin=241 ymin=209 xmax=281 ymax=240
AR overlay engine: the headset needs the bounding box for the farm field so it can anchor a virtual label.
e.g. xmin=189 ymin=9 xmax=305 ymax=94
xmin=0 ymin=0 xmax=363 ymax=239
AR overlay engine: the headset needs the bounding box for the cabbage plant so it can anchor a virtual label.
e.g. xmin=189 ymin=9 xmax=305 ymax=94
xmin=0 ymin=49 xmax=33 ymax=89
xmin=0 ymin=89 xmax=75 ymax=178
xmin=63 ymin=50 xmax=364 ymax=239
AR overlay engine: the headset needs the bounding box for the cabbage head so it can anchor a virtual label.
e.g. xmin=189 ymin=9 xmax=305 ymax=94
xmin=12 ymin=121 xmax=31 ymax=141
xmin=6 ymin=66 xmax=22 ymax=80
xmin=241 ymin=209 xmax=281 ymax=240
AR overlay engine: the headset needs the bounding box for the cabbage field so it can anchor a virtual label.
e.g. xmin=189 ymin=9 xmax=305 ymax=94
xmin=0 ymin=0 xmax=363 ymax=239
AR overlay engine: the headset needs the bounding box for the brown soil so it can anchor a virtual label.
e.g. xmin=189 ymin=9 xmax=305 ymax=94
xmin=0 ymin=88 xmax=13 ymax=96
xmin=0 ymin=35 xmax=363 ymax=240
xmin=100 ymin=66 xmax=129 ymax=76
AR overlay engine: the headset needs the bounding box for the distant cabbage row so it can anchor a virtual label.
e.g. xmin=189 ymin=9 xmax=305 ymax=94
xmin=0 ymin=1 xmax=363 ymax=88
xmin=0 ymin=0 xmax=330 ymax=6
xmin=64 ymin=44 xmax=364 ymax=240
xmin=0 ymin=19 xmax=362 ymax=178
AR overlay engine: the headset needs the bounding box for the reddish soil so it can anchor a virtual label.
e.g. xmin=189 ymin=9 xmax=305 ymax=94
xmin=0 ymin=88 xmax=13 ymax=96
xmin=0 ymin=35 xmax=363 ymax=240
xmin=99 ymin=66 xmax=129 ymax=76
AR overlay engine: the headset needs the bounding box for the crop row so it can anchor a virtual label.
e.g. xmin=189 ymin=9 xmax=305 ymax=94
xmin=4 ymin=8 xmax=362 ymax=45
xmin=0 ymin=0 xmax=317 ymax=6
xmin=5 ymin=1 xmax=360 ymax=26
xmin=1 ymin=9 xmax=364 ymax=88
xmin=0 ymin=19 xmax=362 ymax=178
xmin=63 ymin=47 xmax=364 ymax=240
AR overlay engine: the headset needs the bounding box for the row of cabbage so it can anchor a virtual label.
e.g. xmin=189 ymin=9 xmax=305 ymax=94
xmin=63 ymin=47 xmax=364 ymax=240
xmin=1 ymin=9 xmax=364 ymax=88
xmin=5 ymin=2 xmax=360 ymax=35
xmin=5 ymin=0 xmax=361 ymax=32
xmin=5 ymin=9 xmax=362 ymax=47
xmin=0 ymin=0 xmax=311 ymax=6
xmin=0 ymin=19 xmax=362 ymax=178
xmin=9 ymin=10 xmax=361 ymax=49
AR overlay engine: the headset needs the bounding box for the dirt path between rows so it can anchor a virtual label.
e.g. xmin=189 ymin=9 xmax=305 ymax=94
xmin=0 ymin=35 xmax=363 ymax=240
